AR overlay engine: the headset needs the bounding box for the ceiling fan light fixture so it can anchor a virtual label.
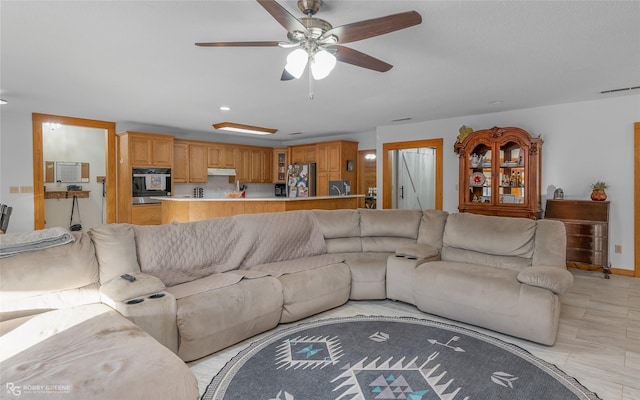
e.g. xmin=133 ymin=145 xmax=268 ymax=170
xmin=213 ymin=122 xmax=277 ymax=135
xmin=284 ymin=48 xmax=308 ymax=79
xmin=311 ymin=49 xmax=336 ymax=80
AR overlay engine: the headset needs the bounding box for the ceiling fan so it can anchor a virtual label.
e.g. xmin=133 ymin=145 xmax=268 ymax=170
xmin=195 ymin=0 xmax=422 ymax=81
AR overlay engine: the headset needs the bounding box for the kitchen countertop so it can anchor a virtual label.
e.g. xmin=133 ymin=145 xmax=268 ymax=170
xmin=157 ymin=195 xmax=363 ymax=223
xmin=155 ymin=195 xmax=364 ymax=202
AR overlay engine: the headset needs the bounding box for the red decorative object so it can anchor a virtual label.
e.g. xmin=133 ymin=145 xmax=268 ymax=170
xmin=590 ymin=189 xmax=607 ymax=201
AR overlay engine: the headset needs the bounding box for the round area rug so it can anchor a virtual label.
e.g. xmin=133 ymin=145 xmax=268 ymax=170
xmin=201 ymin=316 xmax=601 ymax=400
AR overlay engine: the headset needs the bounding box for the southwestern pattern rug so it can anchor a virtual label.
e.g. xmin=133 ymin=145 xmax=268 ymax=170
xmin=201 ymin=316 xmax=601 ymax=400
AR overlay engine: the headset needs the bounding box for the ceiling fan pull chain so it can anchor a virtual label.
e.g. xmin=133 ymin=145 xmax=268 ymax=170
xmin=308 ymin=63 xmax=314 ymax=100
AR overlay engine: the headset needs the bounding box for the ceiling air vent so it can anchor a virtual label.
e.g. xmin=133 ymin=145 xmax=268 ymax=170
xmin=600 ymin=86 xmax=640 ymax=94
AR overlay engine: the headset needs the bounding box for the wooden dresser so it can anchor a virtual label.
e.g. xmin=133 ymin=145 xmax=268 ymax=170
xmin=544 ymin=200 xmax=610 ymax=277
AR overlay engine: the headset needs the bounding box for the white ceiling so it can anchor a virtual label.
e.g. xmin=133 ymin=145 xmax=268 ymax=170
xmin=1 ymin=1 xmax=639 ymax=142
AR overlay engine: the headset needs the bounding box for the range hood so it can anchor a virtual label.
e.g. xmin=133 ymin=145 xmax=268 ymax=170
xmin=207 ymin=168 xmax=237 ymax=176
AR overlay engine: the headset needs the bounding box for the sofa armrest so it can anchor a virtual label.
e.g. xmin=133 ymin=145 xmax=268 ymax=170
xmin=517 ymin=266 xmax=573 ymax=294
xmin=395 ymin=244 xmax=439 ymax=260
xmin=100 ymin=272 xmax=165 ymax=303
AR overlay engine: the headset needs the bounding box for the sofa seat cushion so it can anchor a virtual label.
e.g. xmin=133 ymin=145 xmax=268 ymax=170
xmin=248 ymin=254 xmax=345 ymax=277
xmin=278 ymin=263 xmax=351 ymax=323
xmin=443 ymin=213 xmax=536 ymax=258
xmin=395 ymin=243 xmax=439 ymax=259
xmin=341 ymin=252 xmax=391 ymax=300
xmin=166 ymin=272 xmax=244 ymax=300
xmin=413 ymin=261 xmax=561 ymax=345
xmin=175 ymin=276 xmax=283 ymax=362
xmin=0 ymin=303 xmax=198 ymax=399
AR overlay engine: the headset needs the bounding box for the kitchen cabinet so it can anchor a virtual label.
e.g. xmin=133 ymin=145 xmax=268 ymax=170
xmin=315 ymin=140 xmax=358 ymax=196
xmin=188 ymin=143 xmax=208 ymax=183
xmin=454 ymin=126 xmax=542 ymax=219
xmin=131 ymin=204 xmax=162 ymax=225
xmin=208 ymin=144 xmax=235 ymax=168
xmin=233 ymin=146 xmax=272 ymax=183
xmin=249 ymin=148 xmax=271 ymax=183
xmin=128 ymin=133 xmax=173 ymax=167
xmin=117 ymin=131 xmax=175 ymax=224
xmin=173 ymin=142 xmax=189 ymax=183
xmin=289 ymin=144 xmax=316 ymax=164
xmin=273 ymin=148 xmax=288 ymax=183
xmin=174 ymin=140 xmax=207 ymax=183
xmin=232 ymin=147 xmax=250 ymax=183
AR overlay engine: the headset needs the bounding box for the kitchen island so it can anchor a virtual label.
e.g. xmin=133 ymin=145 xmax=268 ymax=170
xmin=158 ymin=195 xmax=362 ymax=224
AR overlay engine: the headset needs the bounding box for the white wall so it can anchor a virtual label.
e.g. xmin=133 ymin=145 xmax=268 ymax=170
xmin=0 ymin=110 xmax=35 ymax=233
xmin=43 ymin=125 xmax=106 ymax=230
xmin=377 ymin=94 xmax=640 ymax=271
xmin=1 ymin=95 xmax=637 ymax=271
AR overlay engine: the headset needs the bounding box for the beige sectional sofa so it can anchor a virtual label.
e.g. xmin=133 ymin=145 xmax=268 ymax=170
xmin=0 ymin=208 xmax=572 ymax=398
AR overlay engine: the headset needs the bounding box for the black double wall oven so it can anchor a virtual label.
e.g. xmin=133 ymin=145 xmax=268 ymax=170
xmin=132 ymin=168 xmax=171 ymax=204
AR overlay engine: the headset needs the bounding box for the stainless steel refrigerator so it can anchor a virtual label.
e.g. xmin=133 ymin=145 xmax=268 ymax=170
xmin=287 ymin=163 xmax=316 ymax=197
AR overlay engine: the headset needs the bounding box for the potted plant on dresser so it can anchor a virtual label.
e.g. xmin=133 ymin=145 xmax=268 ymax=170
xmin=590 ymin=181 xmax=608 ymax=201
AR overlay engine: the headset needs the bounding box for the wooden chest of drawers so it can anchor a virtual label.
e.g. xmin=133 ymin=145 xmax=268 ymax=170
xmin=544 ymin=200 xmax=610 ymax=277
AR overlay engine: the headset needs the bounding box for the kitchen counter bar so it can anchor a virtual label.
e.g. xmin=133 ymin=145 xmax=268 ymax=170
xmin=157 ymin=195 xmax=362 ymax=223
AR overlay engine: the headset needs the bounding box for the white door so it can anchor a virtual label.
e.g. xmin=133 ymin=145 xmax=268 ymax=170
xmin=392 ymin=147 xmax=436 ymax=210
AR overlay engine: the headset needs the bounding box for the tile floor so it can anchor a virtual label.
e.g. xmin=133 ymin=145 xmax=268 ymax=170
xmin=189 ymin=270 xmax=640 ymax=400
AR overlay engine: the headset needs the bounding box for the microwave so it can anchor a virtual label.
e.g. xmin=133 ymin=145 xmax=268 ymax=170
xmin=132 ymin=167 xmax=171 ymax=204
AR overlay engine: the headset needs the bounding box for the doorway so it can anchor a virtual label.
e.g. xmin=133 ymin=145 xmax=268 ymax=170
xmin=357 ymin=149 xmax=377 ymax=208
xmin=382 ymin=138 xmax=443 ymax=210
xmin=635 ymin=122 xmax=639 ymax=277
xmin=32 ymin=113 xmax=116 ymax=230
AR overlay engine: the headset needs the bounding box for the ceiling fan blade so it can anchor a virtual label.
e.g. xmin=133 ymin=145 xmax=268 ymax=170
xmin=329 ymin=45 xmax=393 ymax=72
xmin=195 ymin=41 xmax=280 ymax=47
xmin=280 ymin=69 xmax=295 ymax=81
xmin=322 ymin=11 xmax=422 ymax=44
xmin=256 ymin=0 xmax=309 ymax=34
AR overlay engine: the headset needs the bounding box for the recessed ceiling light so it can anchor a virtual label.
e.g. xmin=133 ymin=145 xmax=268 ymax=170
xmin=213 ymin=122 xmax=277 ymax=135
xmin=219 ymin=106 xmax=231 ymax=111
xmin=488 ymin=101 xmax=503 ymax=105
xmin=392 ymin=117 xmax=412 ymax=122
xmin=0 ymin=99 xmax=7 ymax=105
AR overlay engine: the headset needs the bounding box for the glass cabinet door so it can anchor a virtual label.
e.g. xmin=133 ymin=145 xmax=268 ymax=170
xmin=498 ymin=141 xmax=525 ymax=205
xmin=467 ymin=144 xmax=492 ymax=204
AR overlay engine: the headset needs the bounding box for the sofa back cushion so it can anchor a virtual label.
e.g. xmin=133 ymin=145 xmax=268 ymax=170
xmin=133 ymin=216 xmax=246 ymax=287
xmin=417 ymin=209 xmax=449 ymax=249
xmin=312 ymin=209 xmax=362 ymax=253
xmin=0 ymin=232 xmax=100 ymax=320
xmin=441 ymin=213 xmax=536 ymax=269
xmin=132 ymin=211 xmax=327 ymax=287
xmin=234 ymin=210 xmax=327 ymax=268
xmin=532 ymin=219 xmax=567 ymax=267
xmin=359 ymin=209 xmax=423 ymax=252
xmin=89 ymin=223 xmax=141 ymax=283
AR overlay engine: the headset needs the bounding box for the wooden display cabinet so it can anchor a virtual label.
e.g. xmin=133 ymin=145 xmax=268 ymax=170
xmin=273 ymin=148 xmax=288 ymax=183
xmin=454 ymin=126 xmax=543 ymax=219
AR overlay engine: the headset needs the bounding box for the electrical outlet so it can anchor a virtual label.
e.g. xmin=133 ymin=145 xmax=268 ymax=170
xmin=9 ymin=186 xmax=19 ymax=193
xmin=20 ymin=186 xmax=34 ymax=193
xmin=614 ymin=244 xmax=622 ymax=254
